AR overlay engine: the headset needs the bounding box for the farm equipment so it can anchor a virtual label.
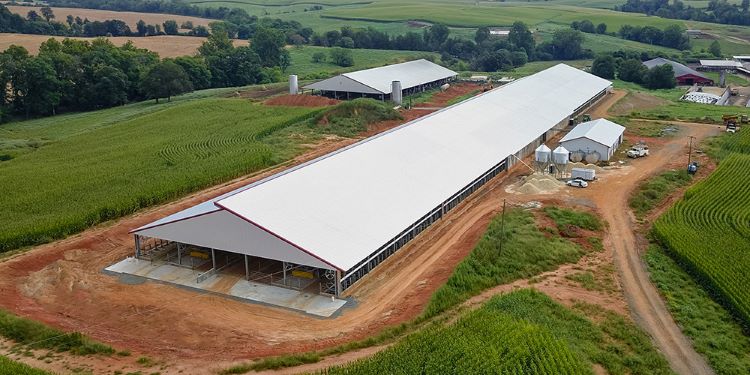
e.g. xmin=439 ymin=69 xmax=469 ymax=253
xmin=723 ymin=115 xmax=740 ymax=133
xmin=687 ymin=162 xmax=699 ymax=175
xmin=627 ymin=143 xmax=649 ymax=158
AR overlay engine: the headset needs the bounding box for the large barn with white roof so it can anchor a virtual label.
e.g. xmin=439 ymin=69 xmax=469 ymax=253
xmin=303 ymin=59 xmax=457 ymax=100
xmin=127 ymin=64 xmax=612 ymax=300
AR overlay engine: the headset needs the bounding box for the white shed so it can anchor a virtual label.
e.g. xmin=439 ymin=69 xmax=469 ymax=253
xmin=560 ymin=119 xmax=625 ymax=162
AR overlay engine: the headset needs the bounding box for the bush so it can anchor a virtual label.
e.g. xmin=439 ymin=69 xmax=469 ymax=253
xmin=329 ymin=47 xmax=354 ymax=67
xmin=315 ymin=99 xmax=401 ymax=137
xmin=311 ymin=51 xmax=326 ymax=63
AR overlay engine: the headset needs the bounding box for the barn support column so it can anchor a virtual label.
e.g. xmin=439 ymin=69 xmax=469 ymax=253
xmin=177 ymin=243 xmax=182 ymax=265
xmin=335 ymin=270 xmax=342 ymax=297
xmin=211 ymin=248 xmax=216 ymax=270
xmin=134 ymin=235 xmax=141 ymax=258
xmin=244 ymin=255 xmax=249 ymax=280
xmin=283 ymin=261 xmax=287 ymax=284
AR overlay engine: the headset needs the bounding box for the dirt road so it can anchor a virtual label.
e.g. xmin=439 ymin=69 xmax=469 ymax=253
xmin=588 ymin=122 xmax=717 ymax=375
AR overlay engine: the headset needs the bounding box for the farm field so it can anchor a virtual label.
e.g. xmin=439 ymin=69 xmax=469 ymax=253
xmin=0 ymin=94 xmax=323 ymax=252
xmin=653 ymin=150 xmax=750 ymax=326
xmin=0 ymin=33 xmax=249 ymax=58
xmin=326 ymin=289 xmax=671 ymax=375
xmin=5 ymin=5 xmax=214 ymax=29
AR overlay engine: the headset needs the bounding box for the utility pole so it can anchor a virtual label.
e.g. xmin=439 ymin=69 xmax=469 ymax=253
xmin=499 ymin=199 xmax=507 ymax=254
xmin=687 ymin=135 xmax=696 ymax=166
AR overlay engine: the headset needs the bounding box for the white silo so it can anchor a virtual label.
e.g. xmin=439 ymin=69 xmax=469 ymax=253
xmin=534 ymin=144 xmax=551 ymax=173
xmin=552 ymin=146 xmax=570 ymax=178
xmin=391 ymin=81 xmax=403 ymax=105
xmin=289 ymin=75 xmax=299 ymax=95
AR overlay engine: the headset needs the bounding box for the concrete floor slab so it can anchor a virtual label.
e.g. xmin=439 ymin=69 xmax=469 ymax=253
xmin=105 ymin=258 xmax=346 ymax=317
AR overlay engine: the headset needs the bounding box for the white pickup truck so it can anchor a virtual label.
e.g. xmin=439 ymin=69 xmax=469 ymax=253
xmin=627 ymin=145 xmax=649 ymax=158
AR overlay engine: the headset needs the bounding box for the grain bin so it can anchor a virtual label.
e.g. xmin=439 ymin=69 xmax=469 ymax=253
xmin=391 ymin=81 xmax=403 ymax=105
xmin=289 ymin=75 xmax=299 ymax=95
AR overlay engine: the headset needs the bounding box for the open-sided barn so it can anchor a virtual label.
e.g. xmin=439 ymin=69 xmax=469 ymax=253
xmin=303 ymin=59 xmax=457 ymax=100
xmin=129 ymin=64 xmax=612 ymax=299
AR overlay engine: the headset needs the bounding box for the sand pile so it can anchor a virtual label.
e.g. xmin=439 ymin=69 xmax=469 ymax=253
xmin=515 ymin=173 xmax=565 ymax=195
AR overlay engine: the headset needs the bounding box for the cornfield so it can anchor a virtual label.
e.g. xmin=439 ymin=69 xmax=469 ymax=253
xmin=653 ymin=153 xmax=750 ymax=325
xmin=0 ymin=99 xmax=320 ymax=252
xmin=321 ymin=290 xmax=590 ymax=375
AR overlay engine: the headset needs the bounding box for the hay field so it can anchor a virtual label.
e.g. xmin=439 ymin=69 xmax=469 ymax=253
xmin=5 ymin=5 xmax=214 ymax=30
xmin=0 ymin=33 xmax=248 ymax=57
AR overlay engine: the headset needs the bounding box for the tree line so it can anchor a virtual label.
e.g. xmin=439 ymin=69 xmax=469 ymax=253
xmin=590 ymin=51 xmax=676 ymax=89
xmin=45 ymin=0 xmax=232 ymax=20
xmin=309 ymin=22 xmax=592 ymax=72
xmin=0 ymin=29 xmax=287 ymax=120
xmin=571 ymin=19 xmax=691 ymax=51
xmin=618 ymin=0 xmax=750 ymax=27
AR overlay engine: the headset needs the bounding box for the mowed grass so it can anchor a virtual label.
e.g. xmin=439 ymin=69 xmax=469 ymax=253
xmin=286 ymin=46 xmax=437 ymax=79
xmin=322 ymin=289 xmax=673 ymax=375
xmin=0 ymin=356 xmax=51 ymax=375
xmin=0 ymin=97 xmax=323 ymax=252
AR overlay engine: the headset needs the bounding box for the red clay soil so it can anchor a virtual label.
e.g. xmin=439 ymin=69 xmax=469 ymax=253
xmin=265 ymin=94 xmax=341 ymax=107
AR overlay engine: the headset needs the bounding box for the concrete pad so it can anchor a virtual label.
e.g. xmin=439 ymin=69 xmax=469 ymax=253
xmin=105 ymin=258 xmax=346 ymax=317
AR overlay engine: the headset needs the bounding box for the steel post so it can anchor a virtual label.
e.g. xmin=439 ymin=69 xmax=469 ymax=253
xmin=211 ymin=248 xmax=216 ymax=270
xmin=134 ymin=235 xmax=141 ymax=258
xmin=244 ymin=255 xmax=249 ymax=280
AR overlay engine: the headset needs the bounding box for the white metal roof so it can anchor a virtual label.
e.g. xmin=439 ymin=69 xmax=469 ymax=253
xmin=303 ymin=59 xmax=457 ymax=95
xmin=560 ymin=119 xmax=625 ymax=148
xmin=700 ymin=59 xmax=742 ymax=68
xmin=136 ymin=64 xmax=611 ymax=271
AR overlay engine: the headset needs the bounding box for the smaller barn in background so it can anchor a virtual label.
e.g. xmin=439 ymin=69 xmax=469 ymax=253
xmin=643 ymin=58 xmax=714 ymax=86
xmin=560 ymin=119 xmax=625 ymax=162
xmin=303 ymin=59 xmax=457 ymax=100
xmin=699 ymin=59 xmax=742 ymax=72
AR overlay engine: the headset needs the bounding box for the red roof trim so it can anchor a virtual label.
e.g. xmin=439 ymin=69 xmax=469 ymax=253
xmin=214 ymin=202 xmax=343 ymax=272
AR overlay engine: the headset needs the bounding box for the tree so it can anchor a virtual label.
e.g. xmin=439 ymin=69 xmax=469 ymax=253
xmin=141 ymin=61 xmax=192 ymax=103
xmin=426 ymin=24 xmax=449 ymax=49
xmin=17 ymin=57 xmax=60 ymax=116
xmin=181 ymin=20 xmax=194 ymax=30
xmin=338 ymin=36 xmax=355 ymax=48
xmin=198 ymin=30 xmax=233 ymax=56
xmin=743 ymin=0 xmax=749 ymax=13
xmin=193 ymin=25 xmax=209 ymax=37
xmin=475 ymin=26 xmax=490 ymax=44
xmin=85 ymin=65 xmax=129 ymax=108
xmin=251 ymin=27 xmax=287 ymax=67
xmin=549 ymin=29 xmax=585 ymax=59
xmin=618 ymin=58 xmax=647 ymax=83
xmin=163 ymin=20 xmax=178 ymax=35
xmin=577 ymin=20 xmax=595 ymax=33
xmin=173 ymin=56 xmax=211 ymax=90
xmin=136 ymin=19 xmax=147 ymax=36
xmin=27 ymin=10 xmax=40 ymax=22
xmin=709 ymin=40 xmax=722 ymax=57
xmin=508 ymin=21 xmax=535 ymax=57
xmin=311 ymin=51 xmax=326 ymax=63
xmin=596 ymin=23 xmax=607 ymax=34
xmin=329 ymin=47 xmax=353 ymax=67
xmin=591 ymin=54 xmax=616 ymax=79
xmin=40 ymin=6 xmax=54 ymax=22
xmin=644 ymin=64 xmax=676 ymax=89
xmin=662 ymin=24 xmax=690 ymax=50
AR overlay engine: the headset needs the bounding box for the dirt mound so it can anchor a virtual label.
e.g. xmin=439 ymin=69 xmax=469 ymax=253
xmin=22 ymin=250 xmax=93 ymax=300
xmin=568 ymin=162 xmax=604 ymax=173
xmin=511 ymin=173 xmax=565 ymax=195
xmin=265 ymin=95 xmax=340 ymax=107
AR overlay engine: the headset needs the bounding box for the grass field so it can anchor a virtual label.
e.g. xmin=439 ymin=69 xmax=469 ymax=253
xmin=646 ymin=245 xmax=750 ymax=375
xmin=5 ymin=5 xmax=214 ymax=30
xmin=324 ymin=289 xmax=673 ymax=375
xmin=423 ymin=208 xmax=597 ymax=318
xmin=652 ymin=126 xmax=750 ymax=326
xmin=0 ymin=356 xmax=51 ymax=375
xmin=0 ymin=92 xmax=327 ymax=253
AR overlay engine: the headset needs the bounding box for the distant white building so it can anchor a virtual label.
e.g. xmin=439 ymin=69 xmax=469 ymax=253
xmin=560 ymin=119 xmax=625 ymax=162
